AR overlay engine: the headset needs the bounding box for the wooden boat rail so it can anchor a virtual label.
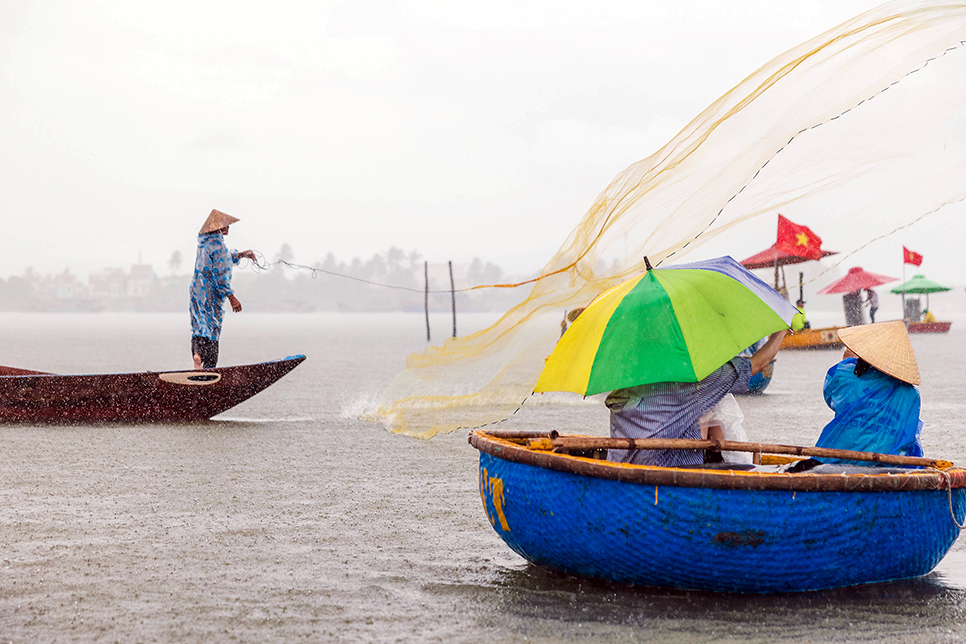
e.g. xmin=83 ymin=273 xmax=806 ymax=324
xmin=470 ymin=430 xmax=966 ymax=493
xmin=528 ymin=436 xmax=950 ymax=469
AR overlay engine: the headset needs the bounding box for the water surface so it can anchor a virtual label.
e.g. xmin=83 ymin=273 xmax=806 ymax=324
xmin=1 ymin=312 xmax=965 ymax=643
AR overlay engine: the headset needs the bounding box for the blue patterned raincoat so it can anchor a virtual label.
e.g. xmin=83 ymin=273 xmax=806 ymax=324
xmin=190 ymin=233 xmax=239 ymax=341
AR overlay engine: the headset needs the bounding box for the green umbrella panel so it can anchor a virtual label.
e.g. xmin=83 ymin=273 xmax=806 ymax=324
xmin=889 ymin=275 xmax=952 ymax=294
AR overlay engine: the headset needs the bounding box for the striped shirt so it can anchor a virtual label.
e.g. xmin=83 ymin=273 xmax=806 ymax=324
xmin=606 ymin=357 xmax=752 ymax=467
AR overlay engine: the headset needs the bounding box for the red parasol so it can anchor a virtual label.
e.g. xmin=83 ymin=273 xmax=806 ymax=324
xmin=817 ymin=266 xmax=898 ymax=294
xmin=740 ymin=243 xmax=838 ymax=270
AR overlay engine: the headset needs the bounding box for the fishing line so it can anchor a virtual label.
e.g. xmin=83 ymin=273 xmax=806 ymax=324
xmin=454 ymin=395 xmax=532 ymax=433
xmin=662 ymin=38 xmax=966 ymax=268
xmin=240 ymin=251 xmax=485 ymax=294
xmin=800 ymin=193 xmax=966 ymax=288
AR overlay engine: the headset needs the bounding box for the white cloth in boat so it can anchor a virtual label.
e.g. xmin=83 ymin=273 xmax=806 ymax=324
xmin=699 ymin=394 xmax=753 ymax=464
xmin=605 ymin=357 xmax=752 ymax=467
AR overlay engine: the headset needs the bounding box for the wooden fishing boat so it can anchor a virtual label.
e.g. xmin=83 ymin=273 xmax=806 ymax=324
xmin=908 ymin=321 xmax=952 ymax=334
xmin=780 ymin=326 xmax=844 ymax=350
xmin=0 ymin=355 xmax=305 ymax=423
xmin=471 ymin=429 xmax=966 ymax=593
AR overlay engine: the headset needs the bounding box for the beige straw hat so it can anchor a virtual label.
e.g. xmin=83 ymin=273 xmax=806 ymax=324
xmin=199 ymin=209 xmax=240 ymax=234
xmin=837 ymin=320 xmax=920 ymax=385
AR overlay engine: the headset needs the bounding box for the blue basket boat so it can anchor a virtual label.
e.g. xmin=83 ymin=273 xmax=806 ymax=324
xmin=470 ymin=430 xmax=966 ymax=593
xmin=743 ymin=359 xmax=774 ymax=394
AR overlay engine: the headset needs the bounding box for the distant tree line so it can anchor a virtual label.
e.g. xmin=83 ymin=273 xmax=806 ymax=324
xmin=0 ymin=246 xmax=527 ymax=313
xmin=235 ymin=246 xmax=519 ymax=313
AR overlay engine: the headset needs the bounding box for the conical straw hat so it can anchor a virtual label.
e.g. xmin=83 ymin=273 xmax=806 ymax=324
xmin=199 ymin=209 xmax=240 ymax=234
xmin=837 ymin=320 xmax=920 ymax=385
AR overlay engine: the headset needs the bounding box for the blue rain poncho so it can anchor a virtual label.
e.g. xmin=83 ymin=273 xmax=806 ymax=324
xmin=190 ymin=233 xmax=239 ymax=341
xmin=815 ymin=358 xmax=923 ymax=464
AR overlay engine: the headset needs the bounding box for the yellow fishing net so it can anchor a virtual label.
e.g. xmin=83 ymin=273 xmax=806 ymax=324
xmin=373 ymin=1 xmax=966 ymax=438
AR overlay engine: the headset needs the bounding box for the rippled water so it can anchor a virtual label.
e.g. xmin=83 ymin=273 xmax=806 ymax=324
xmin=1 ymin=312 xmax=965 ymax=643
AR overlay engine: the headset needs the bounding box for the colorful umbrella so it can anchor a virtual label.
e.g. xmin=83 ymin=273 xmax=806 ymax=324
xmin=817 ymin=266 xmax=897 ymax=295
xmin=533 ymin=256 xmax=798 ymax=396
xmin=888 ymin=274 xmax=951 ymax=295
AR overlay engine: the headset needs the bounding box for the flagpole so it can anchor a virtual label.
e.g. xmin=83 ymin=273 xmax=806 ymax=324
xmin=902 ymin=257 xmax=906 ymax=320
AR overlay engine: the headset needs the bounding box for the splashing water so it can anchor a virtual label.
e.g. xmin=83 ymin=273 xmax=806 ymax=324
xmin=372 ymin=1 xmax=966 ymax=438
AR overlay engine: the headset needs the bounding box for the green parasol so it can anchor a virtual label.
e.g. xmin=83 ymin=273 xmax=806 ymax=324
xmin=889 ymin=275 xmax=951 ymax=294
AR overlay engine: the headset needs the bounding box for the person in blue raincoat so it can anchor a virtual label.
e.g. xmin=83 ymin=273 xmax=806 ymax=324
xmin=190 ymin=209 xmax=256 ymax=369
xmin=815 ymin=320 xmax=923 ymax=463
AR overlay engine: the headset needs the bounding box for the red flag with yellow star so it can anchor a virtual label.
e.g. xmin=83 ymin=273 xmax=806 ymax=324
xmin=775 ymin=214 xmax=823 ymax=260
xmin=902 ymin=246 xmax=923 ymax=266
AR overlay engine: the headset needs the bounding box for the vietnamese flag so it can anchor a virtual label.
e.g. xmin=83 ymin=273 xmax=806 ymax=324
xmin=903 ymin=246 xmax=923 ymax=266
xmin=775 ymin=215 xmax=823 ymax=260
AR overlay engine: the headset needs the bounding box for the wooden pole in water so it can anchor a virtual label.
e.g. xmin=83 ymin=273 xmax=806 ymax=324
xmin=449 ymin=260 xmax=456 ymax=338
xmin=424 ymin=261 xmax=430 ymax=342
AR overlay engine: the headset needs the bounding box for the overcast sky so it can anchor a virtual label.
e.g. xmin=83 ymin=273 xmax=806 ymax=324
xmin=2 ymin=0 xmax=961 ymax=287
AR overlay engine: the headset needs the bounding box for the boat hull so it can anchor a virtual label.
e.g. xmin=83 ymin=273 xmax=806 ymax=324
xmin=0 ymin=356 xmax=305 ymax=423
xmin=908 ymin=321 xmax=952 ymax=334
xmin=780 ymin=326 xmax=844 ymax=350
xmin=474 ymin=438 xmax=966 ymax=593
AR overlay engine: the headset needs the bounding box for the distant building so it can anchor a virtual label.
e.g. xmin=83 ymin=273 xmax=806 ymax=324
xmin=127 ymin=264 xmax=155 ymax=298
xmin=53 ymin=271 xmax=87 ymax=301
xmin=87 ymin=264 xmax=159 ymax=310
xmin=89 ymin=268 xmax=128 ymax=301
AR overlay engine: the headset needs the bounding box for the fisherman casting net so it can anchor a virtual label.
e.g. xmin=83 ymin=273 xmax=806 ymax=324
xmin=370 ymin=0 xmax=966 ymax=438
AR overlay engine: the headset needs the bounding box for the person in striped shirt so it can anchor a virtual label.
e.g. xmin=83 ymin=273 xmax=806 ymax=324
xmin=606 ymin=330 xmax=786 ymax=467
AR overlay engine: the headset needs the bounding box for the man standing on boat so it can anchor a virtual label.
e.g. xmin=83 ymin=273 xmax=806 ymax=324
xmin=190 ymin=209 xmax=256 ymax=369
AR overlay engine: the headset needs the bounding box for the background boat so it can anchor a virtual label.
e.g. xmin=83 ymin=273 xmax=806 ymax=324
xmin=892 ymin=275 xmax=953 ymax=334
xmin=909 ymin=321 xmax=953 ymax=334
xmin=780 ymin=326 xmax=844 ymax=350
